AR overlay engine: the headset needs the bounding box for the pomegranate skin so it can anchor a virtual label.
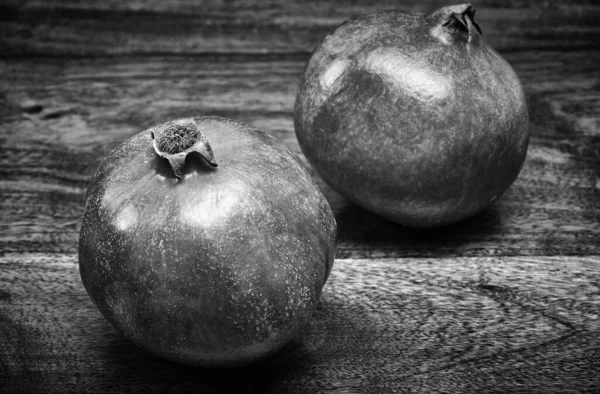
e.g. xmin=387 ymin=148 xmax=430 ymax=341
xmin=294 ymin=4 xmax=530 ymax=227
xmin=79 ymin=117 xmax=336 ymax=367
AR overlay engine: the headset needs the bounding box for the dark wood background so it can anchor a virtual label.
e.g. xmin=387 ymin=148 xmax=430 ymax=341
xmin=1 ymin=0 xmax=599 ymax=392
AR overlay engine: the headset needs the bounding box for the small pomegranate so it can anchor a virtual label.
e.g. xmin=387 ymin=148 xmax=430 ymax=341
xmin=294 ymin=4 xmax=530 ymax=227
xmin=79 ymin=117 xmax=336 ymax=366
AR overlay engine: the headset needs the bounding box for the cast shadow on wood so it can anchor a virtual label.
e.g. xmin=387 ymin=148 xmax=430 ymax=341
xmin=96 ymin=297 xmax=380 ymax=391
xmin=333 ymin=197 xmax=504 ymax=257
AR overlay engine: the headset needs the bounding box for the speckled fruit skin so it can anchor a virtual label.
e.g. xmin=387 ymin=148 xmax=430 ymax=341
xmin=294 ymin=4 xmax=530 ymax=227
xmin=78 ymin=116 xmax=337 ymax=367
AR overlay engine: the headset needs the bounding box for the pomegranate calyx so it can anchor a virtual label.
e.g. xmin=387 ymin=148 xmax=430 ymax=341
xmin=151 ymin=118 xmax=217 ymax=179
xmin=443 ymin=6 xmax=482 ymax=36
xmin=430 ymin=4 xmax=482 ymax=45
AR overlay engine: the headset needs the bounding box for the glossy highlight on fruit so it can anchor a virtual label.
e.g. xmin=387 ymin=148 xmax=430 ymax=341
xmin=78 ymin=116 xmax=337 ymax=367
xmin=294 ymin=4 xmax=530 ymax=227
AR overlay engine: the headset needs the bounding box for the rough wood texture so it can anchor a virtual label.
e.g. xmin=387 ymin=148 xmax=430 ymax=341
xmin=1 ymin=0 xmax=598 ymax=55
xmin=1 ymin=0 xmax=600 ymax=392
xmin=2 ymin=254 xmax=600 ymax=393
xmin=2 ymin=52 xmax=598 ymax=258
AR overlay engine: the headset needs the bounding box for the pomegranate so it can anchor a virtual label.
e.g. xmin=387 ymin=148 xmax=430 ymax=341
xmin=78 ymin=117 xmax=337 ymax=366
xmin=294 ymin=4 xmax=530 ymax=227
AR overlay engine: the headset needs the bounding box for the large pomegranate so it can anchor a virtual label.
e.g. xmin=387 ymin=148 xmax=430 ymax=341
xmin=78 ymin=117 xmax=337 ymax=366
xmin=294 ymin=4 xmax=530 ymax=227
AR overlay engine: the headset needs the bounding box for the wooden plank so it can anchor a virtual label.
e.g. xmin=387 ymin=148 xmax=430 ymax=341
xmin=1 ymin=1 xmax=599 ymax=56
xmin=1 ymin=1 xmax=598 ymax=392
xmin=1 ymin=51 xmax=599 ymax=258
xmin=1 ymin=253 xmax=599 ymax=393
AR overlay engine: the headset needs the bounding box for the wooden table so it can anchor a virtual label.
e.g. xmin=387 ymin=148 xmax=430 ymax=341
xmin=1 ymin=1 xmax=599 ymax=392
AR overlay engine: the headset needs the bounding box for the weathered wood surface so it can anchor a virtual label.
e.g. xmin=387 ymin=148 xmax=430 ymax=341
xmin=1 ymin=0 xmax=600 ymax=392
xmin=2 ymin=254 xmax=600 ymax=393
xmin=2 ymin=52 xmax=598 ymax=259
xmin=1 ymin=0 xmax=599 ymax=55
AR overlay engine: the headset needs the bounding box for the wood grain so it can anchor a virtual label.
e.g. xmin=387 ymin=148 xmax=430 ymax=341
xmin=1 ymin=0 xmax=598 ymax=56
xmin=1 ymin=0 xmax=600 ymax=392
xmin=1 ymin=51 xmax=599 ymax=259
xmin=1 ymin=253 xmax=600 ymax=393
